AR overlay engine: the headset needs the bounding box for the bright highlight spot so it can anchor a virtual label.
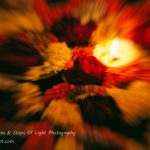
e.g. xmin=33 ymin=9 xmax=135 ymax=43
xmin=110 ymin=38 xmax=119 ymax=58
xmin=93 ymin=38 xmax=142 ymax=67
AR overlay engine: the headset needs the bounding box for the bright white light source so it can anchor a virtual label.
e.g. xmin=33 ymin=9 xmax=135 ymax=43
xmin=93 ymin=38 xmax=142 ymax=67
xmin=110 ymin=38 xmax=119 ymax=58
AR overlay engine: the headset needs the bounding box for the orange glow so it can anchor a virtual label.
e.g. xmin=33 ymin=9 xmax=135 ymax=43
xmin=93 ymin=38 xmax=142 ymax=67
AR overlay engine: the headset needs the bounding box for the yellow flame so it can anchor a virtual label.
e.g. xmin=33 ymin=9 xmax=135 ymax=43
xmin=93 ymin=38 xmax=142 ymax=67
xmin=110 ymin=38 xmax=119 ymax=58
